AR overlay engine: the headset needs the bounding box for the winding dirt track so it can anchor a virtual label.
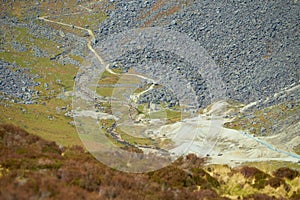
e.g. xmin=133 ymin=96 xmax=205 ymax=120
xmin=38 ymin=2 xmax=300 ymax=165
xmin=38 ymin=3 xmax=164 ymax=151
xmin=39 ymin=6 xmax=155 ymax=102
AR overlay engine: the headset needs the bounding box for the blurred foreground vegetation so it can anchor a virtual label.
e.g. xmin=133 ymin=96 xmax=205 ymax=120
xmin=0 ymin=124 xmax=299 ymax=200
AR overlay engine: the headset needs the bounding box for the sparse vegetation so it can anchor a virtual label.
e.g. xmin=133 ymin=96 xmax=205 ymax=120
xmin=224 ymin=101 xmax=300 ymax=136
xmin=0 ymin=0 xmax=107 ymax=147
xmin=115 ymin=127 xmax=154 ymax=146
xmin=293 ymin=144 xmax=300 ymax=155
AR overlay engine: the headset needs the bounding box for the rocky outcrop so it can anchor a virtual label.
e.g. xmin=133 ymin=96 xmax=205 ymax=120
xmin=0 ymin=60 xmax=39 ymax=104
xmin=97 ymin=0 xmax=300 ymax=108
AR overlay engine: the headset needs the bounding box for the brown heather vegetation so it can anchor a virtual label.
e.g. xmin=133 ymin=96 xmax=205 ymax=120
xmin=0 ymin=124 xmax=299 ymax=200
xmin=273 ymin=168 xmax=299 ymax=180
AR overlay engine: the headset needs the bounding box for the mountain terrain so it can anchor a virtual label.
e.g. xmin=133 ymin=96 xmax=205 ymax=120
xmin=0 ymin=0 xmax=299 ymax=199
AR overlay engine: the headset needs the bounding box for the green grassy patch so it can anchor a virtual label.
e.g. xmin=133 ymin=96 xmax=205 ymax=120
xmin=0 ymin=100 xmax=81 ymax=147
xmin=165 ymin=109 xmax=182 ymax=123
xmin=148 ymin=109 xmax=182 ymax=124
xmin=96 ymin=70 xmax=122 ymax=97
xmin=69 ymin=54 xmax=84 ymax=64
xmin=96 ymin=87 xmax=114 ymax=97
xmin=54 ymin=9 xmax=106 ymax=31
xmin=243 ymin=161 xmax=300 ymax=172
xmin=115 ymin=127 xmax=154 ymax=146
xmin=98 ymin=70 xmax=120 ymax=84
xmin=0 ymin=51 xmax=78 ymax=97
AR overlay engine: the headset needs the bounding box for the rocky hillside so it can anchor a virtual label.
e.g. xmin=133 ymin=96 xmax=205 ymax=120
xmin=0 ymin=60 xmax=39 ymax=104
xmin=97 ymin=0 xmax=300 ymax=108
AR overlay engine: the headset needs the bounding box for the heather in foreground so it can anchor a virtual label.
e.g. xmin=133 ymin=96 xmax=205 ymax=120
xmin=0 ymin=124 xmax=299 ymax=200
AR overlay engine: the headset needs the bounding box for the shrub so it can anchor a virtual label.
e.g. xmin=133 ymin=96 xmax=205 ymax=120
xmin=239 ymin=166 xmax=269 ymax=179
xmin=244 ymin=193 xmax=277 ymax=200
xmin=273 ymin=167 xmax=299 ymax=180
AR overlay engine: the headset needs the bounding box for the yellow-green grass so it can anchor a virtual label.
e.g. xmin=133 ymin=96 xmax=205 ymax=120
xmin=99 ymin=119 xmax=132 ymax=148
xmin=0 ymin=51 xmax=78 ymax=97
xmin=242 ymin=161 xmax=300 ymax=172
xmin=0 ymin=0 xmax=109 ymax=148
xmin=40 ymin=20 xmax=88 ymax=37
xmin=8 ymin=6 xmax=106 ymax=98
xmin=0 ymin=99 xmax=81 ymax=147
xmin=98 ymin=119 xmax=126 ymax=148
xmin=55 ymin=12 xmax=106 ymax=33
xmin=1 ymin=24 xmax=80 ymax=92
xmin=110 ymin=68 xmax=123 ymax=74
xmin=165 ymin=109 xmax=182 ymax=123
xmin=37 ymin=1 xmax=82 ymax=17
xmin=85 ymin=117 xmax=172 ymax=149
xmin=38 ymin=0 xmax=107 ymax=19
xmin=96 ymin=70 xmax=122 ymax=97
xmin=96 ymin=87 xmax=114 ymax=97
xmin=98 ymin=70 xmax=120 ymax=84
xmin=0 ymin=25 xmax=78 ymax=92
xmin=0 ymin=0 xmax=105 ymax=19
xmin=132 ymin=83 xmax=163 ymax=96
xmin=148 ymin=109 xmax=182 ymax=124
xmin=137 ymin=104 xmax=146 ymax=114
xmin=1 ymin=1 xmax=37 ymax=19
xmin=69 ymin=54 xmax=84 ymax=64
xmin=76 ymin=123 xmax=117 ymax=151
xmin=132 ymin=87 xmax=146 ymax=94
xmin=157 ymin=138 xmax=174 ymax=149
xmin=0 ymin=29 xmax=79 ymax=147
xmin=12 ymin=27 xmax=62 ymax=55
xmin=0 ymin=62 xmax=79 ymax=145
xmin=205 ymin=163 xmax=299 ymax=199
xmin=99 ymin=119 xmax=115 ymax=129
xmin=103 ymin=132 xmax=126 ymax=148
xmin=36 ymin=2 xmax=107 ymax=38
xmin=1 ymin=25 xmax=61 ymax=55
xmin=96 ymin=71 xmax=183 ymax=124
xmin=0 ymin=1 xmax=107 ymax=47
xmin=115 ymin=127 xmax=154 ymax=146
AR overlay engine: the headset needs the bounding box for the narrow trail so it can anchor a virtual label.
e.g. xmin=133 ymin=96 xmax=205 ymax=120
xmin=78 ymin=5 xmax=93 ymax=12
xmin=38 ymin=15 xmax=98 ymax=62
xmin=104 ymin=64 xmax=157 ymax=102
xmin=38 ymin=3 xmax=162 ymax=151
xmin=39 ymin=6 xmax=156 ymax=103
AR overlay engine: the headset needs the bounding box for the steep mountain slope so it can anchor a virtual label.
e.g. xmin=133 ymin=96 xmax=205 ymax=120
xmin=97 ymin=0 xmax=300 ymax=107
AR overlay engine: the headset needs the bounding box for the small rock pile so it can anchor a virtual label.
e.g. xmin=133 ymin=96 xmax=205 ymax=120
xmin=0 ymin=60 xmax=39 ymax=104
